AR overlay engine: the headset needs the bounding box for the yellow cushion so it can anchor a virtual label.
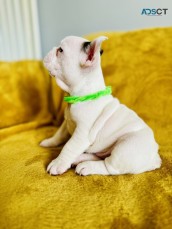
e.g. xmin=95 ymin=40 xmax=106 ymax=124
xmin=0 ymin=61 xmax=53 ymax=139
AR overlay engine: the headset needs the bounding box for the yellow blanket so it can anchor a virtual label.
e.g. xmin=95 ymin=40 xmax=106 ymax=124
xmin=0 ymin=27 xmax=172 ymax=228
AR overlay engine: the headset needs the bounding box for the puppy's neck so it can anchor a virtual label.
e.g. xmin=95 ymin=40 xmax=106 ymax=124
xmin=69 ymin=68 xmax=106 ymax=96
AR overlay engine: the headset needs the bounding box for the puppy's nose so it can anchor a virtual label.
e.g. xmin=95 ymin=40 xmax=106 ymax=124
xmin=43 ymin=54 xmax=51 ymax=63
xmin=44 ymin=48 xmax=55 ymax=62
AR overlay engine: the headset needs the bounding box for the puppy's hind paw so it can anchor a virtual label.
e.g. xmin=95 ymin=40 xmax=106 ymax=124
xmin=75 ymin=161 xmax=109 ymax=176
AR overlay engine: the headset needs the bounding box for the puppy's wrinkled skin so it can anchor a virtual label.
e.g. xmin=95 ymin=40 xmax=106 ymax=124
xmin=40 ymin=36 xmax=161 ymax=176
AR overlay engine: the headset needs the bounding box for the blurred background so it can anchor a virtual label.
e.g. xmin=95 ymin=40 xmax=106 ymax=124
xmin=0 ymin=0 xmax=172 ymax=60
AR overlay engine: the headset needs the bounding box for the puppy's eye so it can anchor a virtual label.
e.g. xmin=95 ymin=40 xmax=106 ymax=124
xmin=56 ymin=47 xmax=63 ymax=56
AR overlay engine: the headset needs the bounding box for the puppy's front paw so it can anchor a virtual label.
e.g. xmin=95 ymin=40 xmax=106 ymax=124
xmin=40 ymin=138 xmax=57 ymax=148
xmin=47 ymin=158 xmax=70 ymax=175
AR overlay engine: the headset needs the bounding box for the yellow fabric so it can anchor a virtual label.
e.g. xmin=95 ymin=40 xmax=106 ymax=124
xmin=0 ymin=61 xmax=53 ymax=140
xmin=0 ymin=27 xmax=172 ymax=228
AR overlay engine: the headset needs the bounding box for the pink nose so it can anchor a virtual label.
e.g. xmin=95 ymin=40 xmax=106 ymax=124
xmin=43 ymin=53 xmax=51 ymax=63
xmin=43 ymin=47 xmax=57 ymax=64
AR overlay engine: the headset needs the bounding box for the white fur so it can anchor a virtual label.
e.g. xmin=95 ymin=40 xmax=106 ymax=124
xmin=40 ymin=36 xmax=161 ymax=176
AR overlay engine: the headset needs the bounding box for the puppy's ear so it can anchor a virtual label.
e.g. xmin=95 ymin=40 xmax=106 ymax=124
xmin=81 ymin=36 xmax=108 ymax=67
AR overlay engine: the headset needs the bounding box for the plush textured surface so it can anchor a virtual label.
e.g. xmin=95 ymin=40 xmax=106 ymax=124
xmin=0 ymin=27 xmax=172 ymax=228
xmin=0 ymin=61 xmax=53 ymax=140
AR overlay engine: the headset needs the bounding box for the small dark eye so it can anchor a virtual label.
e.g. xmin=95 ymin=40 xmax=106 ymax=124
xmin=59 ymin=47 xmax=63 ymax=52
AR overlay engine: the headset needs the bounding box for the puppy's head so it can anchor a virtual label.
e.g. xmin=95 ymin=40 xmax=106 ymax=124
xmin=43 ymin=36 xmax=107 ymax=93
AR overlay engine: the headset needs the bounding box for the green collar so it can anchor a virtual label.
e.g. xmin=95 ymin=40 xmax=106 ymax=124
xmin=64 ymin=86 xmax=112 ymax=104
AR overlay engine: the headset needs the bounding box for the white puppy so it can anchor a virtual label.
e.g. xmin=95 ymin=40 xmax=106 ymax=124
xmin=40 ymin=36 xmax=161 ymax=176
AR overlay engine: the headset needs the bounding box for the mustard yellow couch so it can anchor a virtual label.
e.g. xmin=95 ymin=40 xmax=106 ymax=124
xmin=0 ymin=27 xmax=172 ymax=229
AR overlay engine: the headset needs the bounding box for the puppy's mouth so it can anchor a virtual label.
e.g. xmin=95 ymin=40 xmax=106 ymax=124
xmin=48 ymin=68 xmax=58 ymax=77
xmin=48 ymin=71 xmax=55 ymax=77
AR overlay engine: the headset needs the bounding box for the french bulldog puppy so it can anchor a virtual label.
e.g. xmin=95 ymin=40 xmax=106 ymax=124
xmin=40 ymin=36 xmax=161 ymax=176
